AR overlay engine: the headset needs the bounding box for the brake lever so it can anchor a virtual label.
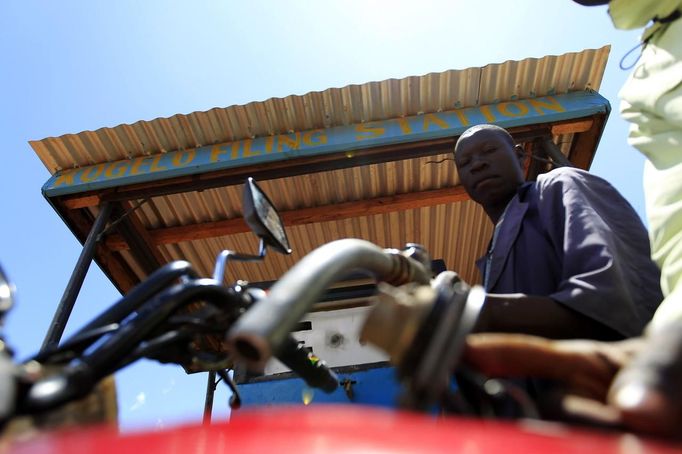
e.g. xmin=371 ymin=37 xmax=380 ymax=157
xmin=76 ymin=261 xmax=199 ymax=335
xmin=32 ymin=323 xmax=119 ymax=365
xmin=19 ymin=280 xmax=235 ymax=413
xmin=31 ymin=261 xmax=199 ymax=367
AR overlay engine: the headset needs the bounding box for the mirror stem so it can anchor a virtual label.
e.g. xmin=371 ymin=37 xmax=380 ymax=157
xmin=258 ymin=239 xmax=267 ymax=258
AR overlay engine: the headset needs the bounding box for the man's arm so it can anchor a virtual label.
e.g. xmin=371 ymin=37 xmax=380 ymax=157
xmin=532 ymin=169 xmax=661 ymax=337
xmin=476 ymin=293 xmax=624 ymax=341
xmin=462 ymin=320 xmax=682 ymax=438
xmin=463 ymin=332 xmax=639 ymax=401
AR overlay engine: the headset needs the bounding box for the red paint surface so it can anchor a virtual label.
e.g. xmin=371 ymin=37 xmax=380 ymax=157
xmin=8 ymin=405 xmax=681 ymax=454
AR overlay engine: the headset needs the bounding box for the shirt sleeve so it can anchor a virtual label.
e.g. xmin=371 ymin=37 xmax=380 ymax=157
xmin=536 ymin=168 xmax=661 ymax=337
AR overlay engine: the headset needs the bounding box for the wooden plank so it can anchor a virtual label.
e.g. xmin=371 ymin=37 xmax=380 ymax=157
xmin=109 ymin=201 xmax=166 ymax=274
xmin=105 ymin=186 xmax=470 ymax=250
xmin=62 ymin=194 xmax=102 ymax=210
xmin=284 ymin=186 xmax=469 ymax=224
xmin=106 ymin=217 xmax=247 ymax=249
xmin=95 ymin=248 xmax=139 ymax=293
xmin=551 ymin=118 xmax=594 ymax=135
xmin=510 ymin=117 xmax=595 ymax=141
xmin=568 ymin=113 xmax=608 ymax=170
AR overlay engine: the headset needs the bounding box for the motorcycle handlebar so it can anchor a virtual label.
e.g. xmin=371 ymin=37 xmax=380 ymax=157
xmin=21 ymin=279 xmax=236 ymax=413
xmin=227 ymin=239 xmax=432 ymax=370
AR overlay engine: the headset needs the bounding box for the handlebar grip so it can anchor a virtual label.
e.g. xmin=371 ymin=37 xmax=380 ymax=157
xmin=276 ymin=335 xmax=338 ymax=393
xmin=20 ymin=363 xmax=94 ymax=413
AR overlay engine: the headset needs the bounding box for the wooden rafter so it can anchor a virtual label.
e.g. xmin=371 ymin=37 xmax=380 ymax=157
xmin=569 ymin=114 xmax=608 ymax=169
xmin=105 ymin=186 xmax=470 ymax=251
xmin=110 ymin=201 xmax=166 ymax=273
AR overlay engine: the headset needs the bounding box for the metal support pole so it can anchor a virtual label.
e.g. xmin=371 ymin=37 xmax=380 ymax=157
xmin=202 ymin=370 xmax=217 ymax=425
xmin=40 ymin=202 xmax=113 ymax=352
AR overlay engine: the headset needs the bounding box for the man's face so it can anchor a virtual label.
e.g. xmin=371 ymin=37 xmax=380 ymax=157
xmin=454 ymin=129 xmax=525 ymax=210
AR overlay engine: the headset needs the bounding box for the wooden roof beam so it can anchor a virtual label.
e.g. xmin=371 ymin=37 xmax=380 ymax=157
xmin=105 ymin=186 xmax=470 ymax=251
xmin=109 ymin=201 xmax=167 ymax=273
xmin=568 ymin=114 xmax=607 ymax=169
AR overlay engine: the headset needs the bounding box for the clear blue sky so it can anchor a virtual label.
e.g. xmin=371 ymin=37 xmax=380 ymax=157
xmin=0 ymin=1 xmax=645 ymax=431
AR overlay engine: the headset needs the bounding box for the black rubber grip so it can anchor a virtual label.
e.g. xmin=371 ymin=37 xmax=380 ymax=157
xmin=276 ymin=335 xmax=338 ymax=393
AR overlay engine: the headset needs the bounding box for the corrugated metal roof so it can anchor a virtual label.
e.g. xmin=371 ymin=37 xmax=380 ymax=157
xmin=30 ymin=46 xmax=609 ymax=174
xmin=31 ymin=46 xmax=611 ymax=296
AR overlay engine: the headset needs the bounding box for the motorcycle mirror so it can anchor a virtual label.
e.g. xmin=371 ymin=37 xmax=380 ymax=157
xmin=243 ymin=178 xmax=292 ymax=255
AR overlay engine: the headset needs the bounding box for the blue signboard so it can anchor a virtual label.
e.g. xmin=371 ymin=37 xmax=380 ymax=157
xmin=43 ymin=91 xmax=610 ymax=197
xmin=239 ymin=365 xmax=401 ymax=408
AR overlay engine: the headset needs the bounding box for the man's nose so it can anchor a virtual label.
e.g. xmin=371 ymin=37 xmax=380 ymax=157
xmin=470 ymin=157 xmax=487 ymax=171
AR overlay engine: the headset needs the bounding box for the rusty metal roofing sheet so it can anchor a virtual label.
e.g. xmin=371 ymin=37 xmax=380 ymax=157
xmin=30 ymin=46 xmax=609 ymax=174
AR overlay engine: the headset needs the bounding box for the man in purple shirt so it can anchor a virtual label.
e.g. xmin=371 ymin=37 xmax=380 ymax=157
xmin=454 ymin=124 xmax=662 ymax=341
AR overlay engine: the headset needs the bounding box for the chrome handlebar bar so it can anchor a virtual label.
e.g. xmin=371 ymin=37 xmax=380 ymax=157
xmin=227 ymin=239 xmax=432 ymax=370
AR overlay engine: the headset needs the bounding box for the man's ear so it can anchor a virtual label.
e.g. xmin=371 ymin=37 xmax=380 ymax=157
xmin=514 ymin=144 xmax=526 ymax=164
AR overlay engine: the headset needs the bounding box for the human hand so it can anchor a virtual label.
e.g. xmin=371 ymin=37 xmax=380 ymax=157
xmin=462 ymin=333 xmax=640 ymax=401
xmin=608 ymin=320 xmax=682 ymax=438
xmin=463 ymin=330 xmax=682 ymax=438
